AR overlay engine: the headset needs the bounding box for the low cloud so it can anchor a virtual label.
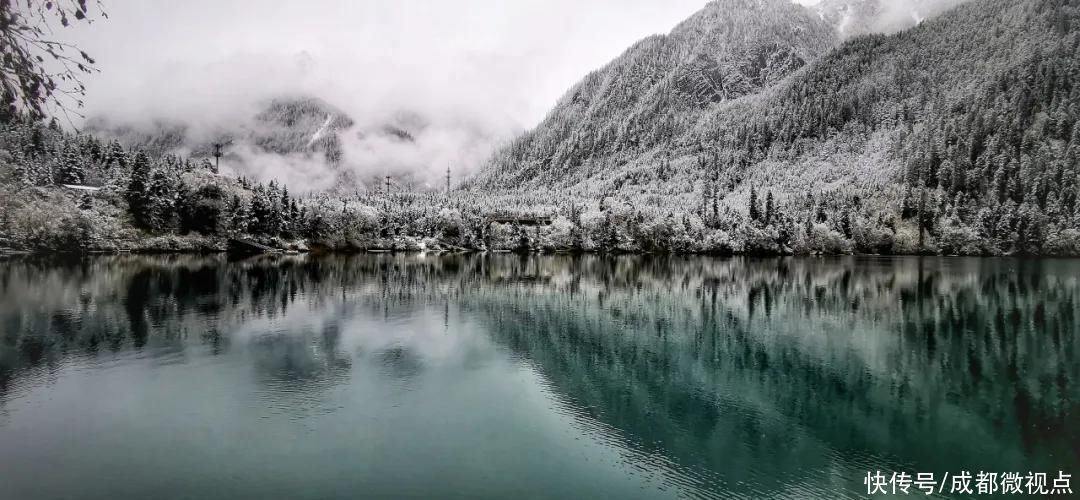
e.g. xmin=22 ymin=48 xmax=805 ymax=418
xmin=61 ymin=0 xmax=970 ymax=192
xmin=868 ymin=0 xmax=969 ymax=33
xmin=804 ymin=0 xmax=971 ymax=37
xmin=63 ymin=0 xmax=705 ymax=191
xmin=79 ymin=49 xmax=526 ymax=192
xmin=221 ymin=143 xmax=342 ymax=193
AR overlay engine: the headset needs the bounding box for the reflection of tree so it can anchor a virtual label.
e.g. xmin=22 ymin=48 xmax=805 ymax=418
xmin=124 ymin=268 xmax=152 ymax=347
xmin=0 ymin=254 xmax=318 ymax=402
xmin=0 ymin=253 xmax=1077 ymax=490
xmin=468 ymin=255 xmax=1080 ymax=495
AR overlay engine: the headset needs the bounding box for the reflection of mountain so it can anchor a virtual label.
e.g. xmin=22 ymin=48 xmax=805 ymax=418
xmin=464 ymin=256 xmax=1080 ymax=495
xmin=1 ymin=254 xmax=1077 ymax=493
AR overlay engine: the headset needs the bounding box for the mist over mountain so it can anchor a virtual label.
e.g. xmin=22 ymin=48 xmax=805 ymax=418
xmin=73 ymin=0 xmax=975 ymax=194
xmin=812 ymin=0 xmax=971 ymax=36
xmin=85 ymin=95 xmax=507 ymax=193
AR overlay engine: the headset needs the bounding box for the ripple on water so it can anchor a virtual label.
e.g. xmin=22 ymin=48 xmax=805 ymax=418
xmin=522 ymin=360 xmax=732 ymax=500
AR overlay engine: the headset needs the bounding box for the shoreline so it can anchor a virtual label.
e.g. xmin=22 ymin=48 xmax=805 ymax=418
xmin=4 ymin=247 xmax=1077 ymax=259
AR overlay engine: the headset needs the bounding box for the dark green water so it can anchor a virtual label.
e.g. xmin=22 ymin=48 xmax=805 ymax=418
xmin=0 ymin=255 xmax=1077 ymax=499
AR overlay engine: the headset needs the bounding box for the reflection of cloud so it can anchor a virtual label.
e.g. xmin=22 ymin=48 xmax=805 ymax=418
xmin=374 ymin=346 xmax=425 ymax=382
xmin=251 ymin=329 xmax=351 ymax=388
xmin=249 ymin=327 xmax=353 ymax=420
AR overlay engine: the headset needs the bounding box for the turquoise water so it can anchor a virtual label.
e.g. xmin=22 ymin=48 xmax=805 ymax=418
xmin=0 ymin=255 xmax=1077 ymax=499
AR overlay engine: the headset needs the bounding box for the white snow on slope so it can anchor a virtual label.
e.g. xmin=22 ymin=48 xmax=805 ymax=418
xmin=307 ymin=114 xmax=334 ymax=148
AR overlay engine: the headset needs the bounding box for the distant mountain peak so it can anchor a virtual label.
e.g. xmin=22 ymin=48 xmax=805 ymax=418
xmin=470 ymin=0 xmax=837 ymax=189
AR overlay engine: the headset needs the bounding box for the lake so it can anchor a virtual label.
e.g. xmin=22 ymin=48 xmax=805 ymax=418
xmin=0 ymin=254 xmax=1077 ymax=499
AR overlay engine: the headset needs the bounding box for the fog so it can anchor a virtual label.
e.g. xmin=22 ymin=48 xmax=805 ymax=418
xmin=62 ymin=0 xmax=967 ymax=191
xmin=64 ymin=0 xmax=706 ymax=190
xmin=798 ymin=0 xmax=971 ymax=36
xmin=858 ymin=0 xmax=971 ymax=34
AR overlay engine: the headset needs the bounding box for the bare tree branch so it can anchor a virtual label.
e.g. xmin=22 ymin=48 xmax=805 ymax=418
xmin=0 ymin=0 xmax=106 ymax=124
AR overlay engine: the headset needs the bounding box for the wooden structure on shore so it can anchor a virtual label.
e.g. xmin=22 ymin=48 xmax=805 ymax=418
xmin=228 ymin=238 xmax=281 ymax=255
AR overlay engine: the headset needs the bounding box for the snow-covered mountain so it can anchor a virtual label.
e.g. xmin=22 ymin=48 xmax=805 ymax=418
xmin=468 ymin=0 xmax=837 ymax=189
xmin=468 ymin=0 xmax=1074 ymax=209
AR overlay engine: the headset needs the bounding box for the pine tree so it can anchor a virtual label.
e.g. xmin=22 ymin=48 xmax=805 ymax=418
xmin=280 ymin=187 xmax=292 ymax=237
xmin=764 ymin=191 xmax=775 ymax=226
xmin=600 ymin=212 xmax=618 ymax=252
xmin=84 ymin=136 xmax=103 ymax=164
xmin=917 ymin=178 xmax=927 ymax=251
xmin=227 ymin=195 xmax=249 ymax=235
xmin=106 ymin=140 xmax=127 ymax=169
xmin=289 ymin=200 xmax=301 ymax=236
xmin=840 ymin=205 xmax=853 ymax=239
xmin=901 ymin=185 xmax=914 ymax=219
xmin=250 ymin=186 xmax=274 ymax=236
xmin=127 ymin=152 xmax=153 ymax=228
xmin=12 ymin=152 xmax=33 ymax=186
xmin=991 ymin=164 xmax=1008 ymax=204
xmin=749 ymin=186 xmax=760 ymax=222
xmin=711 ymin=185 xmax=719 ymax=228
xmin=148 ymin=170 xmax=177 ymax=231
xmin=58 ymin=146 xmax=83 ymax=185
xmin=28 ymin=126 xmax=46 ymax=157
xmin=700 ymin=182 xmax=711 ymax=225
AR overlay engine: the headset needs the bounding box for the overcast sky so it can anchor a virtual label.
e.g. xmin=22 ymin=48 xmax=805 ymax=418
xmin=69 ymin=0 xmax=736 ymax=127
xmin=63 ymin=0 xmax=826 ymax=188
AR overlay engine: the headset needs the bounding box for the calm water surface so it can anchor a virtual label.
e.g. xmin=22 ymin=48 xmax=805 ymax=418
xmin=0 ymin=255 xmax=1077 ymax=499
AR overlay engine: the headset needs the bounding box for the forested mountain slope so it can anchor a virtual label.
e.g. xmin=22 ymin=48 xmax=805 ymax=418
xmin=468 ymin=0 xmax=1080 ymax=255
xmin=467 ymin=0 xmax=838 ymax=189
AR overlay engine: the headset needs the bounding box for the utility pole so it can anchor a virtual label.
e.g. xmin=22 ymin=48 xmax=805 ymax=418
xmin=383 ymin=175 xmax=391 ymax=213
xmin=212 ymin=143 xmax=223 ymax=173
